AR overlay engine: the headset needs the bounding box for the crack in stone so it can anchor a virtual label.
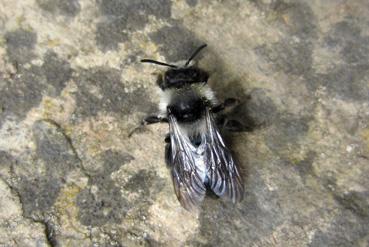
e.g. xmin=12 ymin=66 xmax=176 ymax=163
xmin=38 ymin=118 xmax=93 ymax=183
xmin=36 ymin=118 xmax=94 ymax=245
xmin=0 ymin=176 xmax=57 ymax=247
xmin=0 ymin=119 xmax=94 ymax=246
xmin=34 ymin=219 xmax=57 ymax=247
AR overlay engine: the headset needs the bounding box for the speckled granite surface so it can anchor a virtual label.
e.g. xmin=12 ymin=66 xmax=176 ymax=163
xmin=0 ymin=0 xmax=369 ymax=246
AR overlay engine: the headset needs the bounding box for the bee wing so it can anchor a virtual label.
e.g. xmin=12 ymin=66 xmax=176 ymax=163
xmin=204 ymin=108 xmax=244 ymax=203
xmin=168 ymin=115 xmax=206 ymax=210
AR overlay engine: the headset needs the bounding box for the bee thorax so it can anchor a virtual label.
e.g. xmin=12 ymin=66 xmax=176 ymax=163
xmin=158 ymin=84 xmax=218 ymax=117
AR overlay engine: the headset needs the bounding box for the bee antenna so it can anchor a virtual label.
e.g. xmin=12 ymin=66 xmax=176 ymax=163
xmin=141 ymin=59 xmax=177 ymax=68
xmin=185 ymin=44 xmax=207 ymax=67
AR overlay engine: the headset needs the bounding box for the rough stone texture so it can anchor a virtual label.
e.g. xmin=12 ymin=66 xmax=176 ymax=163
xmin=1 ymin=0 xmax=369 ymax=246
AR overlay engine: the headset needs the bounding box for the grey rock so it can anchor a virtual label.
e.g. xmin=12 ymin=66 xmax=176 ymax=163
xmin=33 ymin=120 xmax=78 ymax=170
xmin=73 ymin=67 xmax=154 ymax=120
xmin=230 ymin=88 xmax=278 ymax=129
xmin=0 ymin=51 xmax=71 ymax=125
xmin=5 ymin=29 xmax=37 ymax=65
xmin=256 ymin=39 xmax=314 ymax=76
xmin=194 ymin=169 xmax=285 ymax=246
xmin=76 ymin=179 xmax=129 ymax=226
xmin=42 ymin=51 xmax=73 ymax=95
xmin=37 ymin=0 xmax=81 ymax=17
xmin=314 ymin=18 xmax=369 ymax=101
xmin=186 ymin=0 xmax=198 ymax=7
xmin=98 ymin=0 xmax=171 ymax=19
xmin=96 ymin=0 xmax=172 ymax=51
xmin=17 ymin=120 xmax=80 ymax=217
xmin=18 ymin=177 xmax=61 ymax=217
xmin=310 ymin=210 xmax=369 ymax=247
xmin=1 ymin=0 xmax=369 ymax=246
xmin=150 ymin=25 xmax=203 ymax=62
xmin=0 ymin=66 xmax=45 ymax=125
xmin=266 ymin=114 xmax=311 ymax=151
xmin=96 ymin=19 xmax=130 ymax=51
xmin=76 ymin=151 xmax=133 ymax=226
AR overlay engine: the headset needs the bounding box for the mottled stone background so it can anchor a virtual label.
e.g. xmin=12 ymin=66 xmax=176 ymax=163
xmin=1 ymin=0 xmax=369 ymax=246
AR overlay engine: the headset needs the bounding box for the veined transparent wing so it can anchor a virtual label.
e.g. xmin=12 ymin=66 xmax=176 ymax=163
xmin=203 ymin=108 xmax=243 ymax=203
xmin=168 ymin=114 xmax=206 ymax=210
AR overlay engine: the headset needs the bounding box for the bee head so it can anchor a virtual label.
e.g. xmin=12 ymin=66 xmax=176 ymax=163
xmin=141 ymin=44 xmax=208 ymax=89
xmin=162 ymin=67 xmax=208 ymax=88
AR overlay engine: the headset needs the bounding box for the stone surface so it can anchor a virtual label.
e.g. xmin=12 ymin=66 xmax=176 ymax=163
xmin=1 ymin=0 xmax=369 ymax=246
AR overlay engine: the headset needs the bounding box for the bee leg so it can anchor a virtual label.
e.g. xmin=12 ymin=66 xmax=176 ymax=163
xmin=128 ymin=115 xmax=168 ymax=137
xmin=156 ymin=74 xmax=165 ymax=90
xmin=224 ymin=119 xmax=244 ymax=132
xmin=164 ymin=133 xmax=170 ymax=143
xmin=142 ymin=115 xmax=168 ymax=125
xmin=211 ymin=98 xmax=239 ymax=113
xmin=222 ymin=119 xmax=249 ymax=132
xmin=164 ymin=133 xmax=172 ymax=167
xmin=165 ymin=143 xmax=172 ymax=167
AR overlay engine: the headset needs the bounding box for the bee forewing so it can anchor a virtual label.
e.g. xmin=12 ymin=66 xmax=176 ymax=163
xmin=168 ymin=115 xmax=206 ymax=210
xmin=204 ymin=109 xmax=244 ymax=203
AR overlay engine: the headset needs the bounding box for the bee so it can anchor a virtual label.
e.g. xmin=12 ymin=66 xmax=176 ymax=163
xmin=140 ymin=44 xmax=244 ymax=210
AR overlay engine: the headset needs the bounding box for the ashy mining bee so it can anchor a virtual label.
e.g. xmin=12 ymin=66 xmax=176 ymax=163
xmin=140 ymin=44 xmax=244 ymax=210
